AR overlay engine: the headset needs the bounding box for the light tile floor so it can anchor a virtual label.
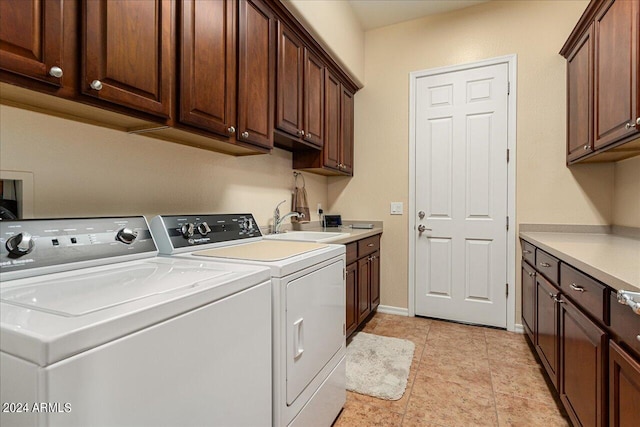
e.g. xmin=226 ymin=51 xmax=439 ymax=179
xmin=333 ymin=312 xmax=571 ymax=427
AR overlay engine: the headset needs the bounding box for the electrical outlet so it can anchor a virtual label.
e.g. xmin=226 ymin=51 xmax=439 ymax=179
xmin=390 ymin=202 xmax=403 ymax=215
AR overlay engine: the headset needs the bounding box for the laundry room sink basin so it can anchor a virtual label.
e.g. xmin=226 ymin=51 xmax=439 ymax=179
xmin=264 ymin=231 xmax=350 ymax=243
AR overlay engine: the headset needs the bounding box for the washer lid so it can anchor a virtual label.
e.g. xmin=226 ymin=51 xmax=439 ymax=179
xmin=0 ymin=257 xmax=270 ymax=366
xmin=1 ymin=261 xmax=232 ymax=317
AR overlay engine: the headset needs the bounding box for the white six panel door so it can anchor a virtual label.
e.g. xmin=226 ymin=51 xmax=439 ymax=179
xmin=414 ymin=63 xmax=509 ymax=327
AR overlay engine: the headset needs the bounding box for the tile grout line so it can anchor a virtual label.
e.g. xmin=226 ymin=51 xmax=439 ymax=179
xmin=484 ymin=329 xmax=502 ymax=427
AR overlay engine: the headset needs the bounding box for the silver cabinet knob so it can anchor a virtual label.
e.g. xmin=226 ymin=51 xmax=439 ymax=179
xmin=49 ymin=66 xmax=63 ymax=78
xmin=583 ymin=145 xmax=590 ymax=150
xmin=90 ymin=80 xmax=103 ymax=91
xmin=626 ymin=122 xmax=634 ymax=130
xmin=636 ymin=117 xmax=640 ymax=126
xmin=227 ymin=126 xmax=236 ymax=135
xmin=636 ymin=335 xmax=640 ymax=343
xmin=241 ymin=131 xmax=249 ymax=138
xmin=297 ymin=130 xmax=305 ymax=137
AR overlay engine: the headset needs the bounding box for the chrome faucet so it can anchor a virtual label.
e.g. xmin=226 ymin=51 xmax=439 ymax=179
xmin=273 ymin=200 xmax=304 ymax=234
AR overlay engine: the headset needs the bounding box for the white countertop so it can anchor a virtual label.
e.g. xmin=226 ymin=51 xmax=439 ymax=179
xmin=519 ymin=231 xmax=640 ymax=292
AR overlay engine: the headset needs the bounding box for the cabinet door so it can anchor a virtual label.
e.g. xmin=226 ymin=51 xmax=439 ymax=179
xmin=323 ymin=70 xmax=341 ymax=170
xmin=340 ymin=85 xmax=354 ymax=175
xmin=536 ymin=275 xmax=559 ymax=388
xmin=237 ymin=0 xmax=274 ymax=150
xmin=566 ymin=26 xmax=593 ymax=162
xmin=275 ymin=21 xmax=303 ymax=138
xmin=610 ymin=341 xmax=640 ymax=427
xmin=357 ymin=257 xmax=371 ymax=324
xmin=521 ymin=261 xmax=536 ymax=342
xmin=559 ymin=297 xmax=607 ymax=427
xmin=594 ymin=0 xmax=639 ymax=148
xmin=303 ymin=49 xmax=324 ymax=147
xmin=370 ymin=251 xmax=380 ymax=311
xmin=0 ymin=0 xmax=64 ymax=87
xmin=345 ymin=262 xmax=358 ymax=337
xmin=83 ymin=0 xmax=174 ymax=117
xmin=180 ymin=0 xmax=236 ymax=137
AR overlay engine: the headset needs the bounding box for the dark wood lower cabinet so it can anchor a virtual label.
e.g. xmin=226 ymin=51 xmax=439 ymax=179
xmin=610 ymin=341 xmax=640 ymax=427
xmin=370 ymin=250 xmax=380 ymax=311
xmin=535 ymin=274 xmax=559 ymax=388
xmin=521 ymin=261 xmax=536 ymax=341
xmin=357 ymin=256 xmax=371 ymax=324
xmin=345 ymin=262 xmax=357 ymax=337
xmin=559 ymin=296 xmax=607 ymax=427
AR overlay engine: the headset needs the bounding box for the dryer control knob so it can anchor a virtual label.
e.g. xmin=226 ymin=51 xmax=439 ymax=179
xmin=181 ymin=223 xmax=195 ymax=238
xmin=6 ymin=232 xmax=35 ymax=256
xmin=197 ymin=222 xmax=211 ymax=236
xmin=116 ymin=227 xmax=138 ymax=244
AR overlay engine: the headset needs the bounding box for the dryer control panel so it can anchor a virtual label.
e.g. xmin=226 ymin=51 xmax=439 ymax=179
xmin=0 ymin=217 xmax=156 ymax=277
xmin=151 ymin=214 xmax=262 ymax=252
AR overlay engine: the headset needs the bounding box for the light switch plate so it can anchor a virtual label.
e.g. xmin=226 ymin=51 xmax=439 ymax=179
xmin=390 ymin=202 xmax=403 ymax=215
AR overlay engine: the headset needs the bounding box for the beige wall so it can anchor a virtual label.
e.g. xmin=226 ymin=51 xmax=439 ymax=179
xmin=328 ymin=0 xmax=625 ymax=312
xmin=283 ymin=0 xmax=365 ymax=86
xmin=613 ymin=156 xmax=640 ymax=228
xmin=0 ymin=105 xmax=328 ymax=228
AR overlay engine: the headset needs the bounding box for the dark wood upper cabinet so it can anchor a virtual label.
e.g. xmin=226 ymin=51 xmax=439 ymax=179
xmin=179 ymin=0 xmax=236 ymax=137
xmin=0 ymin=0 xmax=65 ymax=88
xmin=276 ymin=22 xmax=304 ymax=138
xmin=82 ymin=0 xmax=174 ymax=117
xmin=275 ymin=21 xmax=324 ymax=148
xmin=594 ymin=0 xmax=639 ymax=149
xmin=561 ymin=0 xmax=640 ymax=164
xmin=566 ymin=27 xmax=594 ymax=162
xmin=293 ymin=69 xmax=354 ymax=175
xmin=237 ymin=0 xmax=275 ymax=150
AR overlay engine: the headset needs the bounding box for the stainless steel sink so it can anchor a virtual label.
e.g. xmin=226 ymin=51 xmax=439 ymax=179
xmin=263 ymin=231 xmax=350 ymax=243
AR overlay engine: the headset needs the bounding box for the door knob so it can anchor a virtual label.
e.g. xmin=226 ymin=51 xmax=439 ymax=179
xmin=418 ymin=211 xmax=425 ymax=219
xmin=417 ymin=224 xmax=431 ymax=233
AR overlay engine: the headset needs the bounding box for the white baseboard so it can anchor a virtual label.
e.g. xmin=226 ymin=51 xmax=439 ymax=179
xmin=513 ymin=323 xmax=525 ymax=334
xmin=376 ymin=305 xmax=409 ymax=316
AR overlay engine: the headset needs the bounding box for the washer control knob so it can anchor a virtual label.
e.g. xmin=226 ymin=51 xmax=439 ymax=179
xmin=6 ymin=232 xmax=35 ymax=256
xmin=181 ymin=223 xmax=195 ymax=238
xmin=197 ymin=222 xmax=211 ymax=236
xmin=116 ymin=228 xmax=138 ymax=244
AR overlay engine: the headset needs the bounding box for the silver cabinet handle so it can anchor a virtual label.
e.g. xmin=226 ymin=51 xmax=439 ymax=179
xmin=297 ymin=130 xmax=305 ymax=137
xmin=626 ymin=122 xmax=634 ymax=130
xmin=522 ymin=250 xmax=532 ymax=254
xmin=553 ymin=296 xmax=566 ymax=304
xmin=241 ymin=131 xmax=249 ymax=138
xmin=539 ymin=262 xmax=551 ymax=268
xmin=49 ymin=66 xmax=63 ymax=78
xmin=569 ymin=283 xmax=585 ymax=293
xmin=227 ymin=126 xmax=236 ymax=135
xmin=367 ymin=243 xmax=374 ymax=247
xmin=527 ymin=271 xmax=536 ymax=277
xmin=90 ymin=80 xmax=103 ymax=91
xmin=548 ymin=292 xmax=555 ymax=299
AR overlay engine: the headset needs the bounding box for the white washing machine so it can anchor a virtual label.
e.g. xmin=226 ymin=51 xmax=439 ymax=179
xmin=150 ymin=214 xmax=346 ymax=427
xmin=0 ymin=216 xmax=272 ymax=427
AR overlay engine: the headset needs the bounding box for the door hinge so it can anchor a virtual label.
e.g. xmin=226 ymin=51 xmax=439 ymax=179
xmin=507 ymin=148 xmax=510 ymax=163
xmin=507 ymin=81 xmax=511 ymax=95
xmin=506 ymin=283 xmax=509 ymax=298
xmin=506 ymin=216 xmax=509 ymax=231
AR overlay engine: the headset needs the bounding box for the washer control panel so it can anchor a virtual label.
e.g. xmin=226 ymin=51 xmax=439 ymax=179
xmin=0 ymin=217 xmax=156 ymax=273
xmin=152 ymin=214 xmax=261 ymax=250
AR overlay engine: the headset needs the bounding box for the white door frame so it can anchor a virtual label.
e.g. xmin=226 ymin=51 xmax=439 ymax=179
xmin=408 ymin=54 xmax=518 ymax=332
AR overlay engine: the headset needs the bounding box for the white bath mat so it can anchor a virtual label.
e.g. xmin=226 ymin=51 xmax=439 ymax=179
xmin=346 ymin=332 xmax=415 ymax=400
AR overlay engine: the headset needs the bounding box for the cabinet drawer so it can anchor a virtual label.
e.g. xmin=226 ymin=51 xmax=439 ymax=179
xmin=345 ymin=242 xmax=358 ymax=265
xmin=560 ymin=264 xmax=607 ymax=323
xmin=358 ymin=235 xmax=380 ymax=258
xmin=521 ymin=240 xmax=536 ymax=266
xmin=536 ymin=249 xmax=559 ymax=286
xmin=610 ymin=290 xmax=640 ymax=358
